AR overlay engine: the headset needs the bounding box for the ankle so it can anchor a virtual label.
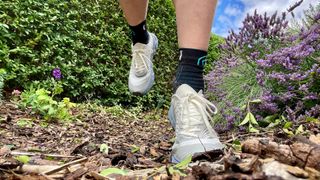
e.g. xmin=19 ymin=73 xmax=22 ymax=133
xmin=173 ymin=48 xmax=207 ymax=92
xmin=129 ymin=20 xmax=149 ymax=45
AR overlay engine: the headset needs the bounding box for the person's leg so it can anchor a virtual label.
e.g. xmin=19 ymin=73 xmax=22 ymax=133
xmin=173 ymin=0 xmax=218 ymax=92
xmin=119 ymin=0 xmax=148 ymax=26
xmin=119 ymin=0 xmax=158 ymax=94
xmin=169 ymin=0 xmax=223 ymax=163
xmin=119 ymin=0 xmax=150 ymax=45
xmin=174 ymin=0 xmax=217 ymax=51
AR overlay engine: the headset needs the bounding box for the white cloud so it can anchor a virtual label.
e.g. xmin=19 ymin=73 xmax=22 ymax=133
xmin=224 ymin=4 xmax=242 ymax=16
xmin=213 ymin=0 xmax=317 ymax=37
xmin=240 ymin=0 xmax=314 ymax=19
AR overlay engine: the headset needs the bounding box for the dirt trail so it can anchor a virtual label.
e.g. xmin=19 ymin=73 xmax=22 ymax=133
xmin=0 ymin=102 xmax=319 ymax=179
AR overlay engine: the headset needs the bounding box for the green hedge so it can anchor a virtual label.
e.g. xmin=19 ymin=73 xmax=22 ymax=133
xmin=0 ymin=0 xmax=224 ymax=108
xmin=205 ymin=34 xmax=224 ymax=74
xmin=0 ymin=0 xmax=179 ymax=108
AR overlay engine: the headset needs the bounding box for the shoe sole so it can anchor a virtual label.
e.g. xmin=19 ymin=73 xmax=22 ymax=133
xmin=171 ymin=138 xmax=224 ymax=163
xmin=131 ymin=70 xmax=155 ymax=95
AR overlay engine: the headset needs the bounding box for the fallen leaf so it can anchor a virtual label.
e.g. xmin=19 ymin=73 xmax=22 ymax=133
xmin=150 ymin=147 xmax=159 ymax=157
xmin=309 ymin=134 xmax=320 ymax=145
xmin=0 ymin=146 xmax=11 ymax=156
xmin=100 ymin=167 xmax=127 ymax=177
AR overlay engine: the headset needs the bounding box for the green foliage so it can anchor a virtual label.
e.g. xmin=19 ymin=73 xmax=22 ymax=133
xmin=210 ymin=63 xmax=263 ymax=126
xmin=99 ymin=144 xmax=109 ymax=155
xmin=0 ymin=69 xmax=6 ymax=101
xmin=238 ymin=100 xmax=261 ymax=133
xmin=16 ymin=118 xmax=33 ymax=127
xmin=0 ymin=0 xmax=178 ymax=108
xmin=130 ymin=144 xmax=140 ymax=153
xmin=100 ymin=168 xmax=128 ymax=177
xmin=15 ymin=155 xmax=30 ymax=164
xmin=205 ymin=34 xmax=225 ymax=74
xmin=20 ymin=87 xmax=76 ymax=122
xmin=151 ymin=155 xmax=192 ymax=177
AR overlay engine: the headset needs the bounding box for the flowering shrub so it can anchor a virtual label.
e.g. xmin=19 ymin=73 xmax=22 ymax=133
xmin=206 ymin=4 xmax=320 ymax=132
xmin=255 ymin=15 xmax=320 ymax=122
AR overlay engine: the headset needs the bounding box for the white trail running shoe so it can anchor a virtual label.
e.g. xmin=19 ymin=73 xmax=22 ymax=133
xmin=168 ymin=84 xmax=224 ymax=163
xmin=128 ymin=32 xmax=158 ymax=95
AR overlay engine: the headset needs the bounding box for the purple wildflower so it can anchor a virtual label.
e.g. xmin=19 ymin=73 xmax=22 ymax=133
xmin=52 ymin=68 xmax=62 ymax=80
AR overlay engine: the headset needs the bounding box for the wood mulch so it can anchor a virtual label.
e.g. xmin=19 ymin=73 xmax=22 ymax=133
xmin=0 ymin=101 xmax=319 ymax=179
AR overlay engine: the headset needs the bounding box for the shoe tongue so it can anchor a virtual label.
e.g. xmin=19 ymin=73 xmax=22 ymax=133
xmin=175 ymin=84 xmax=197 ymax=98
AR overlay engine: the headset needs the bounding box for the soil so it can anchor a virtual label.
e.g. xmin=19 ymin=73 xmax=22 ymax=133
xmin=0 ymin=101 xmax=319 ymax=180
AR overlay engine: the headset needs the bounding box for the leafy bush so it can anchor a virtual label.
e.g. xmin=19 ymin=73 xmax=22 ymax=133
xmin=19 ymin=87 xmax=76 ymax=122
xmin=205 ymin=34 xmax=225 ymax=74
xmin=206 ymin=4 xmax=320 ymax=132
xmin=0 ymin=69 xmax=5 ymax=101
xmin=0 ymin=0 xmax=178 ymax=108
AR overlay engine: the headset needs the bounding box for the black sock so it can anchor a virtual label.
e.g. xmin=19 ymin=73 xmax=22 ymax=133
xmin=129 ymin=20 xmax=149 ymax=45
xmin=174 ymin=48 xmax=207 ymax=92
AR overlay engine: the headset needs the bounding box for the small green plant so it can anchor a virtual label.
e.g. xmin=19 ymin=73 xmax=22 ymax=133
xmin=16 ymin=118 xmax=33 ymax=128
xmin=105 ymin=105 xmax=125 ymax=117
xmin=148 ymin=155 xmax=192 ymax=178
xmin=232 ymin=139 xmax=242 ymax=152
xmin=130 ymin=144 xmax=140 ymax=153
xmin=15 ymin=155 xmax=30 ymax=164
xmin=19 ymin=86 xmax=76 ymax=122
xmin=168 ymin=155 xmax=192 ymax=176
xmin=238 ymin=99 xmax=261 ymax=133
xmin=99 ymin=144 xmax=109 ymax=155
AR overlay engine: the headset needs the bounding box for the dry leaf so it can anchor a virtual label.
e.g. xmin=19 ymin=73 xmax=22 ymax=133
xmin=150 ymin=148 xmax=159 ymax=157
xmin=309 ymin=134 xmax=320 ymax=145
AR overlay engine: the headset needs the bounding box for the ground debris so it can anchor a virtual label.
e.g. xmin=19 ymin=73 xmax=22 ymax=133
xmin=242 ymin=137 xmax=320 ymax=171
xmin=1 ymin=101 xmax=320 ymax=179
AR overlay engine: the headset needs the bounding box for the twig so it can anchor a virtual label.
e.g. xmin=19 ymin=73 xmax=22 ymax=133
xmin=287 ymin=0 xmax=304 ymax=12
xmin=0 ymin=168 xmax=11 ymax=173
xmin=42 ymin=157 xmax=88 ymax=175
xmin=11 ymin=151 xmax=78 ymax=158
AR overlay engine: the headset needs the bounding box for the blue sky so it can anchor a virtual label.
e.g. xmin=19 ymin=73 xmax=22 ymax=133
xmin=212 ymin=0 xmax=316 ymax=37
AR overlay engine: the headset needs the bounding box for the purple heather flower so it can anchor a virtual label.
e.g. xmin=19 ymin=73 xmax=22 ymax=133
xmin=206 ymin=8 xmax=320 ymax=129
xmin=280 ymin=92 xmax=296 ymax=102
xmin=298 ymin=84 xmax=308 ymax=92
xmin=314 ymin=13 xmax=320 ymax=21
xmin=52 ymin=68 xmax=62 ymax=80
xmin=303 ymin=93 xmax=318 ymax=100
xmin=285 ymin=107 xmax=296 ymax=121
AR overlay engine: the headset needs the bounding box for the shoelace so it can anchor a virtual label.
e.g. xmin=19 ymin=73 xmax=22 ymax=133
xmin=132 ymin=48 xmax=152 ymax=76
xmin=172 ymin=91 xmax=218 ymax=138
